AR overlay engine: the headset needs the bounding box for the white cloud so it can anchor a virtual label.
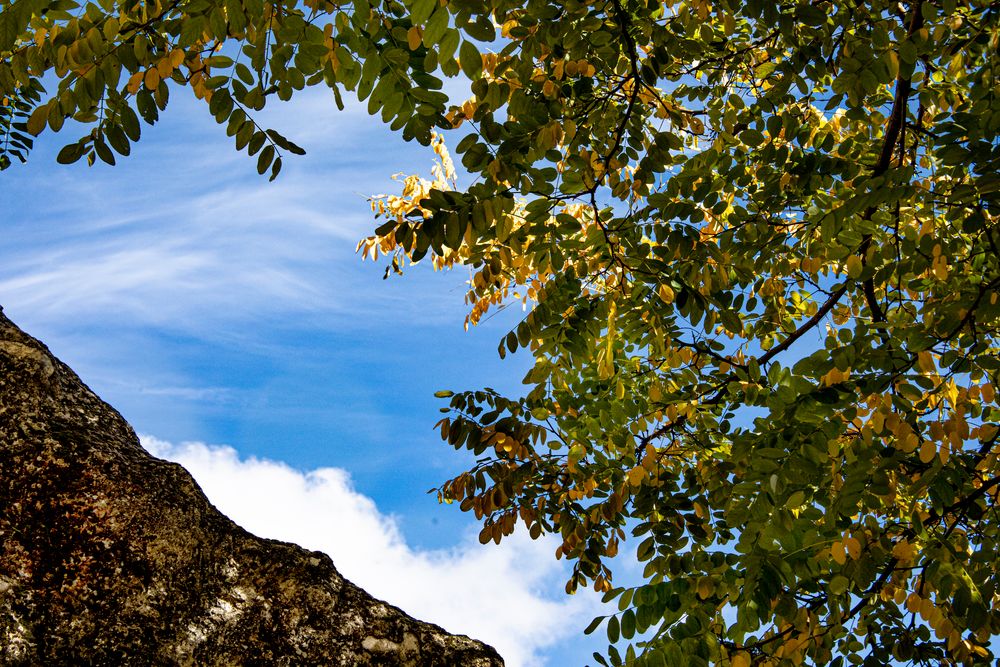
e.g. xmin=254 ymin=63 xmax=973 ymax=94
xmin=0 ymin=87 xmax=469 ymax=339
xmin=0 ymin=176 xmax=370 ymax=328
xmin=141 ymin=435 xmax=600 ymax=667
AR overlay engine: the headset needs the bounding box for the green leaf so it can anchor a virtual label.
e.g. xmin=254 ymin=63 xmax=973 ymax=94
xmin=459 ymin=40 xmax=482 ymax=80
xmin=93 ymin=136 xmax=115 ymax=165
xmin=584 ymin=615 xmax=606 ymax=635
xmin=607 ymin=614 xmax=620 ymax=643
xmin=410 ymin=0 xmax=436 ymax=25
xmin=55 ymin=141 xmax=84 ymax=164
xmin=247 ymin=131 xmax=265 ymax=156
xmin=423 ymin=8 xmax=449 ymax=46
xmin=256 ymin=144 xmax=274 ymax=174
xmin=268 ymin=155 xmax=282 ymax=181
xmin=620 ymin=609 xmax=635 ymax=640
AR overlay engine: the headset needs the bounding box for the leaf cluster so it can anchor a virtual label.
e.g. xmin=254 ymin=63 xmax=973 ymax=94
xmin=7 ymin=0 xmax=1000 ymax=665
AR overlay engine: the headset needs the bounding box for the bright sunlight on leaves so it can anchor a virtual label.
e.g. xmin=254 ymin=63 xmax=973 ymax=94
xmin=4 ymin=0 xmax=1000 ymax=664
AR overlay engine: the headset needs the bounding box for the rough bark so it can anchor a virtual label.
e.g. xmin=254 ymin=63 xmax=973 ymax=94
xmin=0 ymin=308 xmax=504 ymax=666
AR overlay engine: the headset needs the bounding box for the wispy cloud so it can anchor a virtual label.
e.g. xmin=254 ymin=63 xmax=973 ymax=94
xmin=0 ymin=93 xmax=469 ymax=339
xmin=142 ymin=435 xmax=600 ymax=667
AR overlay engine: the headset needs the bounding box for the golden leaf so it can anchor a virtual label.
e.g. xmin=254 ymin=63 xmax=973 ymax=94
xmin=407 ymin=26 xmax=422 ymax=51
xmin=919 ymin=597 xmax=934 ymax=620
xmin=916 ymin=350 xmax=935 ymax=375
xmin=144 ymin=67 xmax=160 ymax=91
xmin=933 ymin=256 xmax=949 ymax=280
xmin=156 ymin=57 xmax=173 ymax=78
xmin=844 ymin=536 xmax=861 ymax=560
xmin=919 ymin=439 xmax=937 ymax=464
xmin=892 ymin=539 xmax=915 ymax=562
xmin=830 ymin=540 xmax=847 ymax=565
xmin=127 ymin=71 xmax=144 ymax=94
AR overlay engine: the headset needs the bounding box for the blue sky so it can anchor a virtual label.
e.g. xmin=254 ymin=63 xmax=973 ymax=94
xmin=0 ymin=86 xmax=619 ymax=665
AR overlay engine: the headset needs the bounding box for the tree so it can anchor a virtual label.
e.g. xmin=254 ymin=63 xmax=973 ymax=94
xmin=4 ymin=0 xmax=1000 ymax=664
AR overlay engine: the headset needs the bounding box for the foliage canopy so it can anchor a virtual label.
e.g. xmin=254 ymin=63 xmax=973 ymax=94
xmin=4 ymin=0 xmax=1000 ymax=664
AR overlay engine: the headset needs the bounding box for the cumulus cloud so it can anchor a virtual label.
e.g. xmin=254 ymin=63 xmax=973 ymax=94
xmin=141 ymin=435 xmax=600 ymax=667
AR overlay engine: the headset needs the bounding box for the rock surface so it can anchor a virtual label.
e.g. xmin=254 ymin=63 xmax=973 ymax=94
xmin=0 ymin=308 xmax=504 ymax=666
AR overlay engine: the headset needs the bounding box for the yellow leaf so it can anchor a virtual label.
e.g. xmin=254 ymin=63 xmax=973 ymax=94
xmin=552 ymin=59 xmax=565 ymax=80
xmin=731 ymin=652 xmax=750 ymax=667
xmin=919 ymin=438 xmax=937 ymax=464
xmin=500 ymin=19 xmax=518 ymax=38
xmin=127 ymin=71 xmax=144 ymax=94
xmin=407 ymin=26 xmax=422 ymax=51
xmin=657 ymin=283 xmax=675 ymax=304
xmin=597 ymin=347 xmax=614 ymax=380
xmin=169 ymin=48 xmax=185 ymax=68
xmin=894 ymin=425 xmax=918 ymax=452
xmin=830 ymin=540 xmax=847 ymax=565
xmin=933 ymin=256 xmax=949 ymax=280
xmin=627 ymin=466 xmax=645 ymax=487
xmin=144 ymin=67 xmax=160 ymax=91
xmin=844 ymin=536 xmax=861 ymax=560
xmin=934 ymin=617 xmax=953 ymax=639
xmin=156 ymin=56 xmax=173 ymax=78
xmin=916 ymin=350 xmax=935 ymax=375
xmin=885 ymin=50 xmax=899 ymax=78
xmin=892 ymin=539 xmax=915 ymax=562
xmin=821 ymin=367 xmax=850 ymax=386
